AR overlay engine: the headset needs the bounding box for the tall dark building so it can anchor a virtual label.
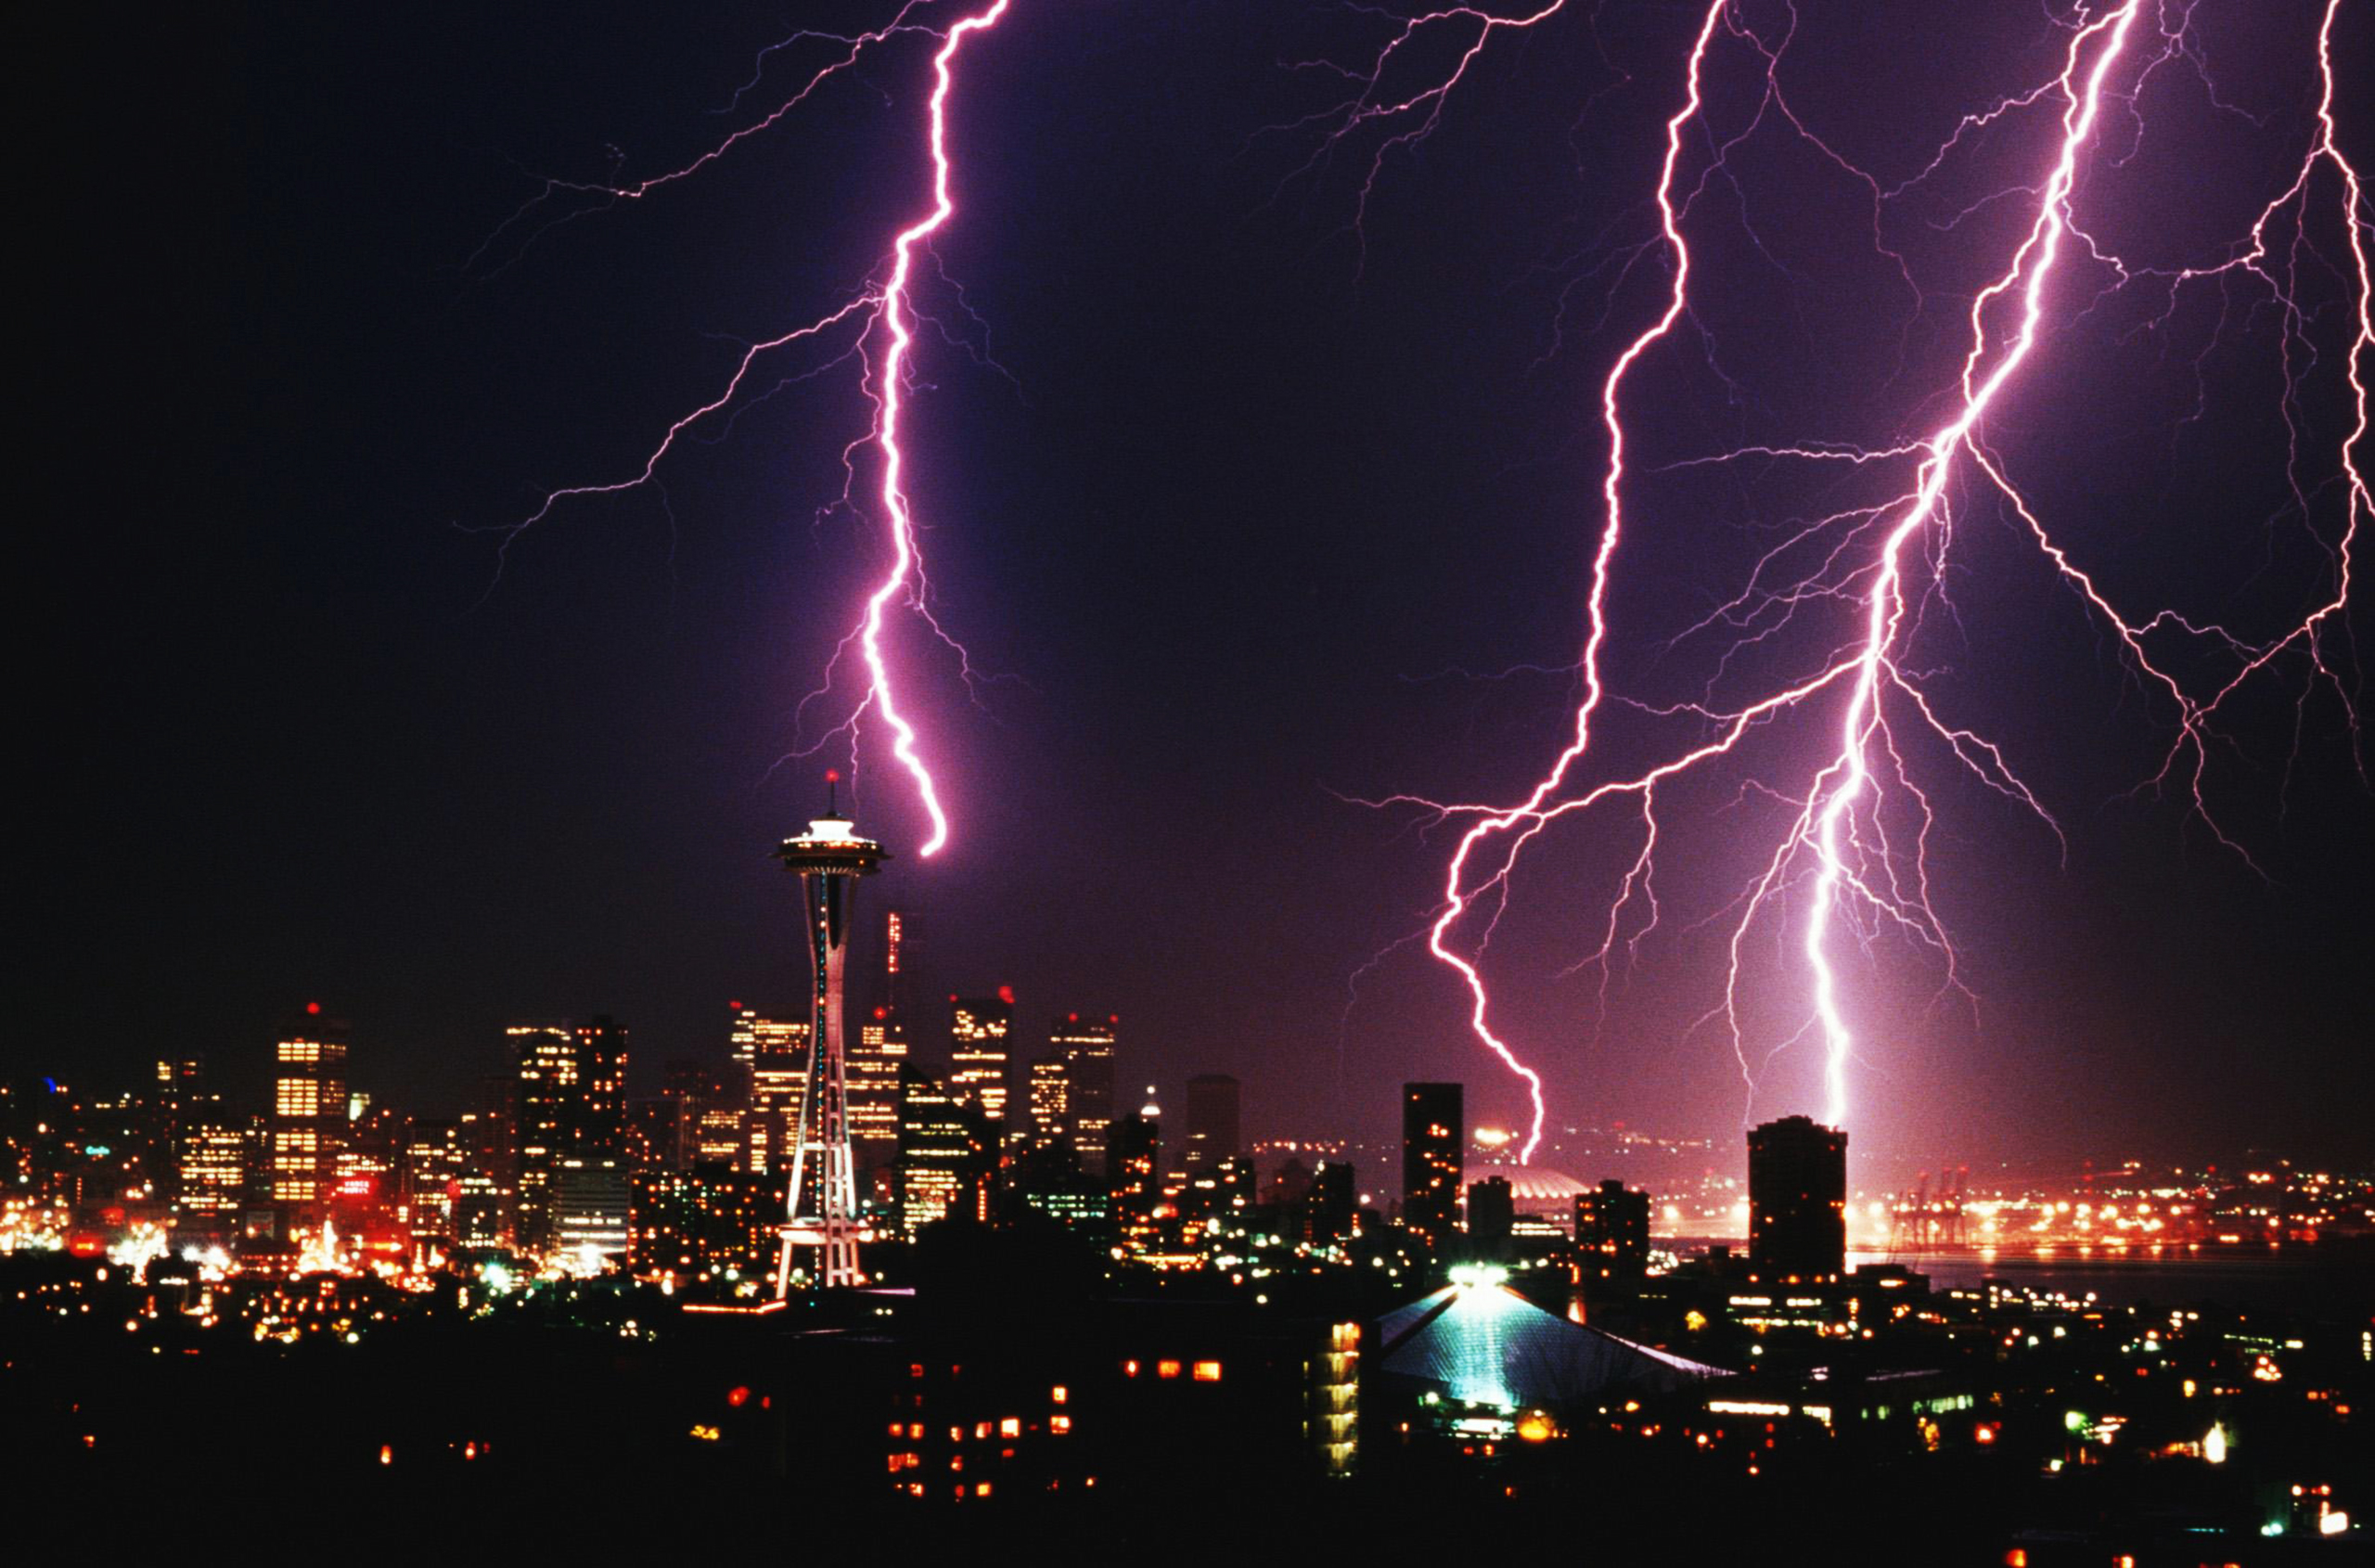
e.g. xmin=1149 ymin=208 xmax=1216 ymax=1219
xmin=1747 ymin=1115 xmax=1847 ymax=1283
xmin=1110 ymin=1103 xmax=1162 ymax=1250
xmin=1183 ymin=1073 xmax=1241 ymax=1182
xmin=1466 ymin=1176 xmax=1513 ymax=1243
xmin=1053 ymin=1013 xmax=1117 ymax=1177
xmin=1401 ymin=1083 xmax=1463 ymax=1248
xmin=1574 ymin=1178 xmax=1651 ymax=1281
xmin=1303 ymin=1161 xmax=1357 ymax=1244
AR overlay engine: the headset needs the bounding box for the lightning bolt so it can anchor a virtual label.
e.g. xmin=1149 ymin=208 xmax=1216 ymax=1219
xmin=1316 ymin=0 xmax=2367 ymax=1161
xmin=474 ymin=0 xmax=1015 ymax=855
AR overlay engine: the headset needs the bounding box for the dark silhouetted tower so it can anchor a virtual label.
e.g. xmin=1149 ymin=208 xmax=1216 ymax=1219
xmin=1574 ymin=1178 xmax=1650 ymax=1281
xmin=1466 ymin=1176 xmax=1513 ymax=1243
xmin=1402 ymin=1083 xmax=1463 ymax=1248
xmin=1747 ymin=1115 xmax=1847 ymax=1283
xmin=1183 ymin=1073 xmax=1241 ymax=1181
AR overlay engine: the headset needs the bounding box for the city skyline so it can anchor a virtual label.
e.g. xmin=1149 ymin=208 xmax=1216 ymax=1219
xmin=20 ymin=3 xmax=2374 ymax=1191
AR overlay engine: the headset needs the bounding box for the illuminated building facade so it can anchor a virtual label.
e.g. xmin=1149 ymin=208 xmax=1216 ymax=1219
xmin=1401 ymin=1082 xmax=1462 ymax=1248
xmin=733 ymin=1009 xmax=811 ymax=1176
xmin=849 ymin=909 xmax=911 ymax=1189
xmin=1183 ymin=1073 xmax=1240 ymax=1184
xmin=1748 ymin=1114 xmax=1848 ymax=1283
xmin=401 ymin=1118 xmax=463 ymax=1244
xmin=1025 ymin=1055 xmax=1071 ymax=1150
xmin=1573 ymin=1178 xmax=1651 ymax=1281
xmin=511 ymin=1017 xmax=629 ymax=1256
xmin=553 ymin=1160 xmax=632 ymax=1269
xmin=510 ymin=1024 xmax=574 ymax=1252
xmin=176 ymin=1121 xmax=245 ymax=1227
xmin=898 ymin=1065 xmax=985 ymax=1232
xmin=949 ymin=992 xmax=1014 ymax=1133
xmin=269 ymin=1012 xmax=349 ymax=1209
xmin=630 ymin=1166 xmax=775 ymax=1287
xmin=773 ymin=796 xmax=886 ymax=1292
xmin=1053 ymin=1014 xmax=1117 ymax=1176
xmin=1110 ymin=1105 xmax=1162 ymax=1250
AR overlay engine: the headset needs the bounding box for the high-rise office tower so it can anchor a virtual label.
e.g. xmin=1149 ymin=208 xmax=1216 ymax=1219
xmin=269 ymin=1008 xmax=349 ymax=1210
xmin=1303 ymin=1161 xmax=1356 ymax=1244
xmin=401 ymin=1119 xmax=464 ymax=1245
xmin=731 ymin=1008 xmax=811 ymax=1176
xmin=177 ymin=1121 xmax=246 ymax=1228
xmin=1467 ymin=1176 xmax=1514 ymax=1242
xmin=455 ymin=1073 xmax=517 ymax=1249
xmin=1183 ymin=1074 xmax=1241 ymax=1182
xmin=1110 ymin=1097 xmax=1162 ymax=1250
xmin=1025 ymin=1054 xmax=1072 ymax=1150
xmin=848 ymin=908 xmax=910 ymax=1194
xmin=851 ymin=1009 xmax=906 ymax=1192
xmin=948 ymin=992 xmax=1014 ymax=1127
xmin=897 ymin=1064 xmax=986 ymax=1233
xmin=1747 ymin=1115 xmax=1848 ymax=1283
xmin=1053 ymin=1013 xmax=1117 ymax=1177
xmin=572 ymin=1016 xmax=629 ymax=1162
xmin=773 ymin=789 xmax=886 ymax=1293
xmin=510 ymin=1023 xmax=576 ymax=1252
xmin=1401 ymin=1082 xmax=1463 ymax=1248
xmin=1574 ymin=1178 xmax=1651 ymax=1281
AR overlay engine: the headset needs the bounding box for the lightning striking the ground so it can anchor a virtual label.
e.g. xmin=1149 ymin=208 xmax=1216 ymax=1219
xmin=478 ymin=0 xmax=1015 ymax=855
xmin=1312 ymin=0 xmax=2368 ymax=1160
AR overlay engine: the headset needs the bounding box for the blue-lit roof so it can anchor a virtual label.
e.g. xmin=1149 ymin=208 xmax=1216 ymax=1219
xmin=1376 ymin=1281 xmax=1726 ymax=1410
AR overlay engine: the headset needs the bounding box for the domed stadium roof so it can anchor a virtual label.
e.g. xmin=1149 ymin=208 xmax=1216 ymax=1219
xmin=1468 ymin=1163 xmax=1589 ymax=1215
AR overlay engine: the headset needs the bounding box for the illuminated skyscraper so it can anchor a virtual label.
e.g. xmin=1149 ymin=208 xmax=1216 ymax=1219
xmin=1110 ymin=1097 xmax=1162 ymax=1251
xmin=177 ymin=1121 xmax=245 ymax=1227
xmin=731 ymin=1008 xmax=812 ymax=1176
xmin=948 ymin=992 xmax=1014 ymax=1128
xmin=401 ymin=1118 xmax=464 ymax=1245
xmin=1183 ymin=1073 xmax=1241 ymax=1182
xmin=849 ymin=909 xmax=912 ymax=1192
xmin=897 ymin=1064 xmax=986 ymax=1232
xmin=511 ymin=1016 xmax=630 ymax=1255
xmin=850 ymin=994 xmax=908 ymax=1196
xmin=1401 ymin=1083 xmax=1462 ymax=1249
xmin=1747 ymin=1115 xmax=1847 ymax=1283
xmin=510 ymin=1023 xmax=575 ymax=1252
xmin=1053 ymin=1013 xmax=1117 ymax=1177
xmin=269 ymin=1008 xmax=348 ymax=1210
xmin=773 ymin=790 xmax=887 ymax=1292
xmin=1025 ymin=1054 xmax=1072 ymax=1150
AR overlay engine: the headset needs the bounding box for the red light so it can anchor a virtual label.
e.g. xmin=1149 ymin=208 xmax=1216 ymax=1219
xmin=729 ymin=1000 xmax=742 ymax=1011
xmin=825 ymin=768 xmax=841 ymax=783
xmin=875 ymin=1007 xmax=888 ymax=1020
xmin=1068 ymin=1012 xmax=1079 ymax=1022
xmin=996 ymin=984 xmax=1015 ymax=1006
xmin=305 ymin=1001 xmax=321 ymax=1016
xmin=1109 ymin=1014 xmax=1119 ymax=1024
xmin=726 ymin=1385 xmax=751 ymax=1407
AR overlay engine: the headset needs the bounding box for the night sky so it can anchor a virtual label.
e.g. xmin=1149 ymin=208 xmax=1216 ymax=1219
xmin=25 ymin=0 xmax=2373 ymax=1181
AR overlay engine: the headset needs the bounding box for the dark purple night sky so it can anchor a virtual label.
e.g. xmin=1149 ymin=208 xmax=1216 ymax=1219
xmin=23 ymin=0 xmax=2372 ymax=1182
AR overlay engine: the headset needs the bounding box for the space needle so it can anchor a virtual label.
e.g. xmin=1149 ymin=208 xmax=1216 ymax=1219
xmin=773 ymin=773 xmax=887 ymax=1294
